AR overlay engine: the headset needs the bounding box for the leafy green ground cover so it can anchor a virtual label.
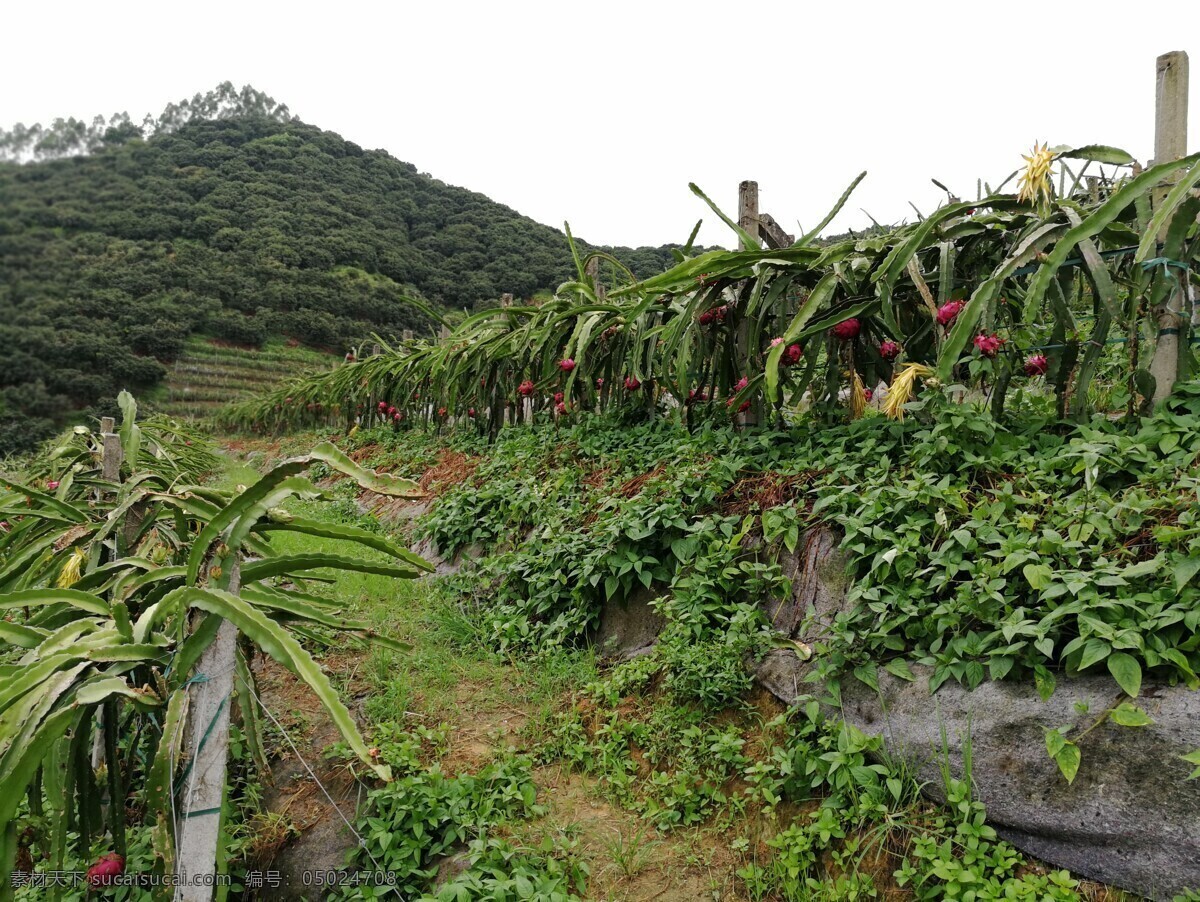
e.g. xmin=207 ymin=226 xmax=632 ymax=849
xmin=241 ymin=456 xmax=1116 ymax=900
xmin=253 ymin=377 xmax=1200 ymax=898
xmin=390 ymin=382 xmax=1200 ymax=704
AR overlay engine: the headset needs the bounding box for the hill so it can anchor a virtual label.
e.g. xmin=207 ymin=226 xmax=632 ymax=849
xmin=0 ymin=84 xmax=700 ymax=454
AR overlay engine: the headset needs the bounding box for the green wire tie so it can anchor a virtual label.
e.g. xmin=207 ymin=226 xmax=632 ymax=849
xmin=172 ymin=687 xmax=231 ymax=796
xmin=182 ymin=806 xmax=222 ymax=819
xmin=1140 ymin=256 xmax=1190 ymax=274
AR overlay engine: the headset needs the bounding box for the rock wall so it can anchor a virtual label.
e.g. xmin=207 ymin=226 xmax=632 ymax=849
xmin=754 ymin=527 xmax=1200 ymax=901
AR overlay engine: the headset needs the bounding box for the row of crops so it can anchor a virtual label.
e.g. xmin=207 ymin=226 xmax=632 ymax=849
xmin=222 ymin=144 xmax=1200 ymax=435
xmin=0 ymin=394 xmax=427 ymax=897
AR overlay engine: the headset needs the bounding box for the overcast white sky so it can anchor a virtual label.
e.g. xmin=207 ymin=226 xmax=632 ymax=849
xmin=5 ymin=1 xmax=1200 ymax=249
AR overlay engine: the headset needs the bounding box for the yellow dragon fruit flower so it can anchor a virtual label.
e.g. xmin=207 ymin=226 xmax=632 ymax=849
xmin=849 ymin=371 xmax=868 ymax=420
xmin=1017 ymin=142 xmax=1055 ymax=207
xmin=883 ymin=364 xmax=934 ymax=421
xmin=57 ymin=547 xmax=87 ymax=588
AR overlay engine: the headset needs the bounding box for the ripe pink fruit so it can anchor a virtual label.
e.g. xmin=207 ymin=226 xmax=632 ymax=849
xmin=378 ymin=401 xmax=387 ymax=410
xmin=781 ymin=344 xmax=803 ymax=366
xmin=437 ymin=407 xmax=447 ymax=417
xmin=623 ymin=376 xmax=640 ymax=391
xmin=973 ymin=333 xmax=1005 ymax=358
xmin=936 ymin=300 xmax=965 ymax=326
xmin=555 ymin=401 xmax=568 ymax=416
xmin=87 ymin=853 xmax=124 ymax=888
xmin=518 ymin=380 xmax=536 ymax=397
xmin=596 ymin=377 xmax=604 ymax=387
xmin=831 ymin=318 xmax=860 ymax=340
xmin=1023 ymin=354 xmax=1049 ymax=377
xmin=46 ymin=481 xmax=59 ymax=491
xmin=553 ymin=391 xmax=564 ymax=404
xmin=467 ymin=408 xmax=476 ymax=418
xmin=879 ymin=340 xmax=901 ymax=360
xmin=698 ymin=310 xmax=714 ymax=326
xmin=559 ymin=358 xmax=576 ymax=372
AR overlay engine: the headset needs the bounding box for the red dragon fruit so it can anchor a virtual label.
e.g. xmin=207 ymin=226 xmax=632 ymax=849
xmin=518 ymin=380 xmax=536 ymax=397
xmin=831 ymin=318 xmax=860 ymax=341
xmin=698 ymin=310 xmax=714 ymax=326
xmin=726 ymin=377 xmax=750 ymax=411
xmin=623 ymin=376 xmax=641 ymax=391
xmin=86 ymin=853 xmax=124 ymax=888
xmin=973 ymin=333 xmax=1005 ymax=358
xmin=555 ymin=402 xmax=568 ymax=416
xmin=781 ymin=344 xmax=803 ymax=366
xmin=46 ymin=481 xmax=60 ymax=491
xmin=936 ymin=300 xmax=965 ymax=326
xmin=554 ymin=391 xmax=564 ymax=404
xmin=879 ymin=340 xmax=901 ymax=360
xmin=437 ymin=407 xmax=447 ymax=417
xmin=559 ymin=358 xmax=576 ymax=372
xmin=467 ymin=408 xmax=476 ymax=418
xmin=1023 ymin=354 xmax=1049 ymax=377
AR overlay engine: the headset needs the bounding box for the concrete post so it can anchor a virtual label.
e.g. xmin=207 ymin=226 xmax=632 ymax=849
xmin=175 ymin=560 xmax=240 ymax=901
xmin=1149 ymin=51 xmax=1189 ymax=404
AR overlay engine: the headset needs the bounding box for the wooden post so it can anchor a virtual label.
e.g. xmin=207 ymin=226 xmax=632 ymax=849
xmin=402 ymin=329 xmax=413 ymax=342
xmin=500 ymin=292 xmax=514 ymax=307
xmin=1149 ymin=50 xmax=1190 ymax=404
xmin=736 ymin=182 xmax=761 ymax=425
xmin=175 ymin=560 xmax=240 ymax=901
xmin=737 ymin=180 xmax=760 ymax=251
xmin=100 ymin=418 xmax=122 ymax=481
xmin=584 ymin=258 xmax=607 ymax=302
xmin=439 ymin=324 xmax=451 ymax=340
xmin=92 ymin=418 xmax=124 ymax=771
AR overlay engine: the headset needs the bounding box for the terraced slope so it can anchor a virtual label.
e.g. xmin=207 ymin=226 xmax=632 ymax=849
xmin=158 ymin=338 xmax=337 ymax=420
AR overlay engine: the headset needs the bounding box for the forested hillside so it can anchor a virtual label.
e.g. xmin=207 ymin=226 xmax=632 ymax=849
xmin=0 ymin=85 xmax=696 ymax=453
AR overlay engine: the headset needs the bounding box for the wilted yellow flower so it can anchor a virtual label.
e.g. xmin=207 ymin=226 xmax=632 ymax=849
xmin=849 ymin=371 xmax=867 ymax=420
xmin=57 ymin=547 xmax=87 ymax=588
xmin=1017 ymin=142 xmax=1055 ymax=207
xmin=883 ymin=364 xmax=933 ymax=421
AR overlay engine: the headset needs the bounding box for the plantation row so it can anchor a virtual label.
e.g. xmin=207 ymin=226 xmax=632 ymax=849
xmin=223 ymin=144 xmax=1200 ymax=436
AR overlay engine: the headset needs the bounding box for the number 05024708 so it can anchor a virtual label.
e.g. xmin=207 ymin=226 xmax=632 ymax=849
xmin=301 ymin=869 xmax=398 ymax=887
